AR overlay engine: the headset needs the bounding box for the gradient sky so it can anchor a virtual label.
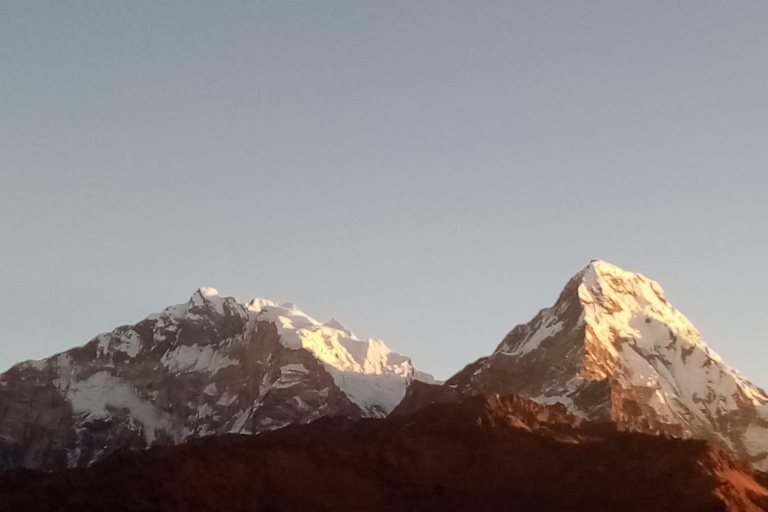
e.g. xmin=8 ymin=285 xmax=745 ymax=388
xmin=1 ymin=1 xmax=766 ymax=388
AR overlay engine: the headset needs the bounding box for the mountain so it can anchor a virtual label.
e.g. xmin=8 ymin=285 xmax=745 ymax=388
xmin=0 ymin=288 xmax=431 ymax=471
xmin=396 ymin=260 xmax=768 ymax=471
xmin=1 ymin=393 xmax=766 ymax=512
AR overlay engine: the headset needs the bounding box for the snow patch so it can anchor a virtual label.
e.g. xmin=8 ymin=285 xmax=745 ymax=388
xmin=217 ymin=392 xmax=238 ymax=407
xmin=743 ymin=423 xmax=768 ymax=470
xmin=499 ymin=314 xmax=565 ymax=357
xmin=273 ymin=363 xmax=309 ymax=389
xmin=246 ymin=298 xmax=277 ymax=314
xmin=190 ymin=287 xmax=225 ymax=315
xmin=251 ymin=302 xmax=423 ymax=415
xmin=160 ymin=344 xmax=238 ymax=373
xmin=66 ymin=371 xmax=173 ymax=443
xmin=199 ymin=287 xmax=219 ymax=297
xmin=19 ymin=359 xmax=47 ymax=371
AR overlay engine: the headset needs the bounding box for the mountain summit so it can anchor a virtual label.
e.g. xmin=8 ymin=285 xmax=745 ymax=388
xmin=2 ymin=262 xmax=765 ymax=473
xmin=0 ymin=289 xmax=430 ymax=470
xmin=396 ymin=260 xmax=768 ymax=470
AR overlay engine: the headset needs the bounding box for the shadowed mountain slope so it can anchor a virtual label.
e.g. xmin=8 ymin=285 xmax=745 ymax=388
xmin=1 ymin=394 xmax=766 ymax=512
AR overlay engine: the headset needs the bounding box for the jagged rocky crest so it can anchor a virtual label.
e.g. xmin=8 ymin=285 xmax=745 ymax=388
xmin=0 ymin=288 xmax=431 ymax=470
xmin=397 ymin=260 xmax=768 ymax=471
xmin=1 ymin=394 xmax=766 ymax=512
xmin=2 ymin=260 xmax=766 ymax=478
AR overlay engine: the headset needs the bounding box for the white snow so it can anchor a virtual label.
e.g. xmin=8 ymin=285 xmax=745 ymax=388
xmin=579 ymin=260 xmax=767 ymax=408
xmin=142 ymin=289 xmax=429 ymax=416
xmin=190 ymin=287 xmax=225 ymax=315
xmin=66 ymin=371 xmax=173 ymax=443
xmin=228 ymin=409 xmax=252 ymax=434
xmin=196 ymin=403 xmax=213 ymax=418
xmin=478 ymin=260 xmax=768 ymax=470
xmin=155 ymin=288 xmax=246 ymax=322
xmin=159 ymin=303 xmax=189 ymax=319
xmin=273 ymin=363 xmax=309 ymax=389
xmin=11 ymin=285 xmax=431 ymax=463
xmin=160 ymin=344 xmax=238 ymax=374
xmin=498 ymin=313 xmax=565 ymax=357
xmin=199 ymin=287 xmax=219 ymax=297
xmin=250 ymin=301 xmax=419 ymax=415
xmin=281 ymin=363 xmax=308 ymax=374
xmin=19 ymin=359 xmax=47 ymax=371
xmin=576 ymin=261 xmax=768 ymax=466
xmin=98 ymin=330 xmax=143 ymax=358
xmin=217 ymin=392 xmax=238 ymax=407
xmin=246 ymin=298 xmax=277 ymax=314
xmin=743 ymin=423 xmax=768 ymax=465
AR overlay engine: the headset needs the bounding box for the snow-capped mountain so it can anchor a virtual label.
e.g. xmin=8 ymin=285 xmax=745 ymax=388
xmin=396 ymin=260 xmax=768 ymax=471
xmin=0 ymin=288 xmax=430 ymax=470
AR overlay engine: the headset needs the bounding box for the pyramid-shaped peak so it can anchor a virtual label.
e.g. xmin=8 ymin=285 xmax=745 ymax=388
xmin=405 ymin=261 xmax=768 ymax=472
xmin=187 ymin=287 xmax=236 ymax=316
xmin=577 ymin=260 xmax=668 ymax=304
xmin=190 ymin=286 xmax=222 ymax=305
xmin=583 ymin=260 xmax=648 ymax=281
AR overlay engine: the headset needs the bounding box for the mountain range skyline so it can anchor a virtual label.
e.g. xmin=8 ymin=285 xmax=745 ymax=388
xmin=4 ymin=3 xmax=767 ymax=509
xmin=3 ymin=2 xmax=768 ymax=396
xmin=4 ymin=259 xmax=766 ymax=392
xmin=2 ymin=260 xmax=765 ymax=473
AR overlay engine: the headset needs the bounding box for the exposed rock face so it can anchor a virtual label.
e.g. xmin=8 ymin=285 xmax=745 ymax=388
xmin=396 ymin=261 xmax=768 ymax=471
xmin=0 ymin=289 xmax=429 ymax=471
xmin=1 ymin=394 xmax=766 ymax=512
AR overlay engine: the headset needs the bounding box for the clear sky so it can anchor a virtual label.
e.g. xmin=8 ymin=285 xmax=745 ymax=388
xmin=1 ymin=1 xmax=766 ymax=388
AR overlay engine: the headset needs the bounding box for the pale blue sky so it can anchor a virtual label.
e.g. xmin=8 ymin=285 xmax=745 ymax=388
xmin=1 ymin=1 xmax=766 ymax=387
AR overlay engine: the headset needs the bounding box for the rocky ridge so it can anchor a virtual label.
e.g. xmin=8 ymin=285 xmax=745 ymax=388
xmin=396 ymin=260 xmax=768 ymax=471
xmin=0 ymin=288 xmax=429 ymax=470
xmin=1 ymin=393 xmax=766 ymax=512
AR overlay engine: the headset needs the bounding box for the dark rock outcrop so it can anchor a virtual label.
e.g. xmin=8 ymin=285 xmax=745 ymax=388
xmin=1 ymin=394 xmax=766 ymax=512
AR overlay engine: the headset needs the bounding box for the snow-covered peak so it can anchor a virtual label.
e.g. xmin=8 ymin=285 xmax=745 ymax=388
xmin=582 ymin=260 xmax=667 ymax=302
xmin=254 ymin=302 xmax=321 ymax=342
xmin=250 ymin=302 xmax=403 ymax=371
xmin=149 ymin=288 xmax=246 ymax=322
xmin=153 ymin=289 xmax=428 ymax=416
xmin=578 ymin=261 xmax=707 ymax=365
xmin=198 ymin=287 xmax=220 ymax=297
xmin=189 ymin=287 xmax=227 ymax=315
xmin=575 ymin=261 xmax=768 ymax=468
xmin=249 ymin=300 xmax=419 ymax=415
xmin=78 ymin=286 xmax=428 ymax=419
xmin=435 ymin=260 xmax=768 ymax=471
xmin=245 ymin=298 xmax=277 ymax=313
xmin=576 ymin=261 xmax=766 ymax=400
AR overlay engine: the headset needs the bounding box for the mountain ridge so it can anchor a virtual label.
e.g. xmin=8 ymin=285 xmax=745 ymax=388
xmin=396 ymin=260 xmax=768 ymax=471
xmin=2 ymin=393 xmax=766 ymax=512
xmin=0 ymin=289 xmax=430 ymax=470
xmin=2 ymin=260 xmax=766 ymax=475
